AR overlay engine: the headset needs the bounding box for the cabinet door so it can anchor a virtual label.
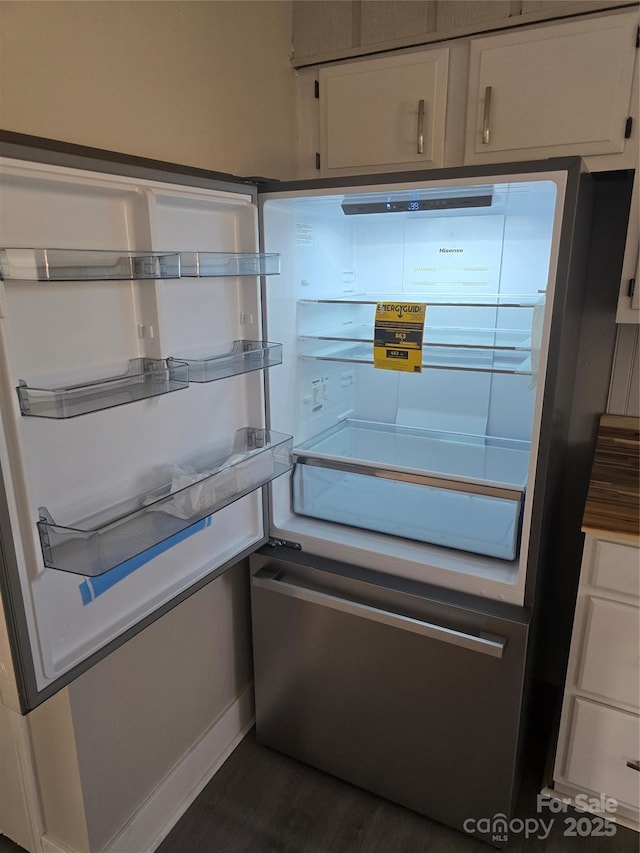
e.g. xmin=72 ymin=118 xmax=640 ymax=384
xmin=577 ymin=597 xmax=640 ymax=710
xmin=616 ymin=158 xmax=639 ymax=323
xmin=464 ymin=11 xmax=639 ymax=164
xmin=319 ymin=49 xmax=449 ymax=176
xmin=565 ymin=698 xmax=640 ymax=810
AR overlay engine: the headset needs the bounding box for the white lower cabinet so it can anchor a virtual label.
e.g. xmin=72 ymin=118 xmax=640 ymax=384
xmin=565 ymin=698 xmax=640 ymax=808
xmin=553 ymin=534 xmax=640 ymax=829
xmin=577 ymin=597 xmax=639 ymax=708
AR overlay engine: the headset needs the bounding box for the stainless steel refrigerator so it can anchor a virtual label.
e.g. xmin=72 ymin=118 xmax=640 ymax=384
xmin=0 ymin=134 xmax=633 ymax=838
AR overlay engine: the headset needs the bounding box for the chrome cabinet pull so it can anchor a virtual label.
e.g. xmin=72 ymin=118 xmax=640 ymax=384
xmin=254 ymin=572 xmax=507 ymax=659
xmin=482 ymin=86 xmax=492 ymax=145
xmin=417 ymin=99 xmax=425 ymax=155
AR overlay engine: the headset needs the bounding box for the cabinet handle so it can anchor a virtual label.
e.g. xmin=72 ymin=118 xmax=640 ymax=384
xmin=417 ymin=99 xmax=425 ymax=155
xmin=627 ymin=760 xmax=640 ymax=772
xmin=482 ymin=86 xmax=492 ymax=145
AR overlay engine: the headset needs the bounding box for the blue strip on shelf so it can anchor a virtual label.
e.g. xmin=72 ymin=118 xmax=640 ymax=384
xmin=78 ymin=516 xmax=212 ymax=605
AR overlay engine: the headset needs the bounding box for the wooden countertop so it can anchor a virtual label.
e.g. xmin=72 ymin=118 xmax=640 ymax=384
xmin=582 ymin=414 xmax=639 ymax=541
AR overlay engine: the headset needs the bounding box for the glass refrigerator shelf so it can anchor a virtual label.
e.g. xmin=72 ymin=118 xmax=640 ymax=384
xmin=297 ymin=292 xmax=544 ymax=308
xmin=299 ymin=342 xmax=532 ymax=374
xmin=299 ymin=325 xmax=531 ymax=351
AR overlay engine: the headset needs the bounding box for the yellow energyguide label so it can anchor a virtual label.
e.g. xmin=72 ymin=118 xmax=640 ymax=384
xmin=373 ymin=302 xmax=427 ymax=373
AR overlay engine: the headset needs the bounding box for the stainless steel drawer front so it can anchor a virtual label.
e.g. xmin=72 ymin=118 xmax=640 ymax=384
xmin=253 ymin=572 xmax=507 ymax=658
xmin=251 ymin=548 xmax=529 ymax=839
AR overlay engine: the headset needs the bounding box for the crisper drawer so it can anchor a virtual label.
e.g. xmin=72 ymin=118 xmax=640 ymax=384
xmin=292 ymin=461 xmax=522 ymax=559
xmin=250 ymin=547 xmax=530 ymax=839
xmin=564 ymin=698 xmax=640 ymax=810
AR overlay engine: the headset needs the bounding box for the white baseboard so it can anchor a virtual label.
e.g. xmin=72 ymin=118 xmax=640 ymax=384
xmin=40 ymin=837 xmax=80 ymax=853
xmin=102 ymin=685 xmax=255 ymax=853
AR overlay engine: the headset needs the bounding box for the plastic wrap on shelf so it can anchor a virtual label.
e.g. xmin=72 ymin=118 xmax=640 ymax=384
xmin=37 ymin=428 xmax=293 ymax=576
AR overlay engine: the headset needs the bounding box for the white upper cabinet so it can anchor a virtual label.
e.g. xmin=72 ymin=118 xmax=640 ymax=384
xmin=616 ymin=155 xmax=639 ymax=323
xmin=319 ymin=49 xmax=449 ymax=176
xmin=464 ymin=11 xmax=639 ymax=164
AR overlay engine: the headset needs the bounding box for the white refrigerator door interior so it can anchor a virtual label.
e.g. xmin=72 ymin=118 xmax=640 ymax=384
xmin=0 ymin=158 xmax=272 ymax=692
xmin=263 ymin=171 xmax=567 ymax=605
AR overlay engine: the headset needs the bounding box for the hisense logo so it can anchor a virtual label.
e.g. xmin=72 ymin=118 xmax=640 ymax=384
xmin=439 ymin=248 xmax=463 ymax=253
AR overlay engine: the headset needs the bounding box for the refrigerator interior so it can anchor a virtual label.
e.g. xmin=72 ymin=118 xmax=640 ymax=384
xmin=263 ymin=172 xmax=566 ymax=605
xmin=0 ymin=158 xmax=286 ymax=700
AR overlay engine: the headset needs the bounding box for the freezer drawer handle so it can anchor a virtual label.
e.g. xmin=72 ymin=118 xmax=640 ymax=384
xmin=627 ymin=760 xmax=640 ymax=772
xmin=253 ymin=573 xmax=506 ymax=659
xmin=417 ymin=99 xmax=425 ymax=155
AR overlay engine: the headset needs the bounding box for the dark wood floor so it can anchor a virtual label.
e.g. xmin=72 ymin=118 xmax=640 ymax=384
xmin=157 ymin=712 xmax=637 ymax=853
xmin=1 ymin=686 xmax=636 ymax=853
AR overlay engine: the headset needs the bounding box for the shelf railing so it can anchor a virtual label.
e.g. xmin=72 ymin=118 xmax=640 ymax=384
xmin=37 ymin=427 xmax=293 ymax=576
xmin=298 ymin=292 xmax=544 ymax=308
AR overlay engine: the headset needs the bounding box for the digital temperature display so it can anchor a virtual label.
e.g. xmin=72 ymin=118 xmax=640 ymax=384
xmin=341 ymin=195 xmax=493 ymax=215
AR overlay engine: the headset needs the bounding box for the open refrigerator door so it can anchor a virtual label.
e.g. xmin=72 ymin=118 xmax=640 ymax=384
xmin=0 ymin=154 xmax=290 ymax=710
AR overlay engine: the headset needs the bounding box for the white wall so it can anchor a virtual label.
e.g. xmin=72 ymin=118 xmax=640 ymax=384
xmin=0 ymin=0 xmax=296 ymax=180
xmin=29 ymin=563 xmax=254 ymax=853
xmin=0 ymin=3 xmax=295 ymax=851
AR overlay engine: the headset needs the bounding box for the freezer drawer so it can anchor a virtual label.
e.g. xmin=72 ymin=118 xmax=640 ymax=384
xmin=250 ymin=546 xmax=530 ymax=840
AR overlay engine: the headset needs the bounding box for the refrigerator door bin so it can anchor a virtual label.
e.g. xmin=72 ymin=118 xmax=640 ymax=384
xmin=179 ymin=251 xmax=280 ymax=277
xmin=0 ymin=248 xmax=182 ymax=281
xmin=16 ymin=358 xmax=189 ymax=418
xmin=250 ymin=547 xmax=530 ymax=838
xmin=37 ymin=428 xmax=293 ymax=576
xmin=168 ymin=340 xmax=282 ymax=383
xmin=0 ymin=248 xmax=280 ymax=281
xmin=291 ymin=420 xmax=527 ymax=560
